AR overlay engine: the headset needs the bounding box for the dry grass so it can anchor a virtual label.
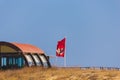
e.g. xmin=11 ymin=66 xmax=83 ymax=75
xmin=0 ymin=67 xmax=120 ymax=80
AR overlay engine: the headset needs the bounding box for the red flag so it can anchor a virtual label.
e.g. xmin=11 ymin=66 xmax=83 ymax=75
xmin=56 ymin=38 xmax=66 ymax=57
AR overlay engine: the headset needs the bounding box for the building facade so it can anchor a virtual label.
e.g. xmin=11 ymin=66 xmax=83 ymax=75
xmin=0 ymin=41 xmax=51 ymax=69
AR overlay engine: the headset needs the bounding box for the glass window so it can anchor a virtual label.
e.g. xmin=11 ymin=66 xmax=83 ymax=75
xmin=39 ymin=55 xmax=48 ymax=67
xmin=32 ymin=55 xmax=41 ymax=66
xmin=25 ymin=55 xmax=34 ymax=66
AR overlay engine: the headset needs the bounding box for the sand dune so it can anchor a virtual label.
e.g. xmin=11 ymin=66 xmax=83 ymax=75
xmin=0 ymin=67 xmax=120 ymax=80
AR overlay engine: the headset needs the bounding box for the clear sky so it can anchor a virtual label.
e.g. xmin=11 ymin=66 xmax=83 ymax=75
xmin=0 ymin=0 xmax=120 ymax=67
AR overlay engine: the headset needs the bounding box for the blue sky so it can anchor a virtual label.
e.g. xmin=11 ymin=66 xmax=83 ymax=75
xmin=0 ymin=0 xmax=120 ymax=67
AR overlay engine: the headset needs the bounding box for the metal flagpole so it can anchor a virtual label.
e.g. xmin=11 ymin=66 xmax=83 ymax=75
xmin=55 ymin=56 xmax=58 ymax=67
xmin=64 ymin=37 xmax=66 ymax=67
xmin=64 ymin=50 xmax=66 ymax=67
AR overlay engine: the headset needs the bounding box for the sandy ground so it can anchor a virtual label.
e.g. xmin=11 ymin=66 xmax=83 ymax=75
xmin=0 ymin=67 xmax=120 ymax=80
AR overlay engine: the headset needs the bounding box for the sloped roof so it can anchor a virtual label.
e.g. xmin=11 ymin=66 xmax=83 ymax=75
xmin=12 ymin=42 xmax=44 ymax=54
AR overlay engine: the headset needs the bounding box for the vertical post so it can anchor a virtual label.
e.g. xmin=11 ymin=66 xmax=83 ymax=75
xmin=64 ymin=53 xmax=66 ymax=67
xmin=55 ymin=56 xmax=57 ymax=67
xmin=64 ymin=37 xmax=66 ymax=67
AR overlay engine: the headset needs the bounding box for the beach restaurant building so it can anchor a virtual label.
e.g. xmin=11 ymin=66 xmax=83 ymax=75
xmin=0 ymin=41 xmax=51 ymax=69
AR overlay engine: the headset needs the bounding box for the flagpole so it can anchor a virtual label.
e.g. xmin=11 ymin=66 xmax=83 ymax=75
xmin=55 ymin=56 xmax=58 ymax=67
xmin=64 ymin=50 xmax=66 ymax=67
xmin=64 ymin=37 xmax=66 ymax=67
